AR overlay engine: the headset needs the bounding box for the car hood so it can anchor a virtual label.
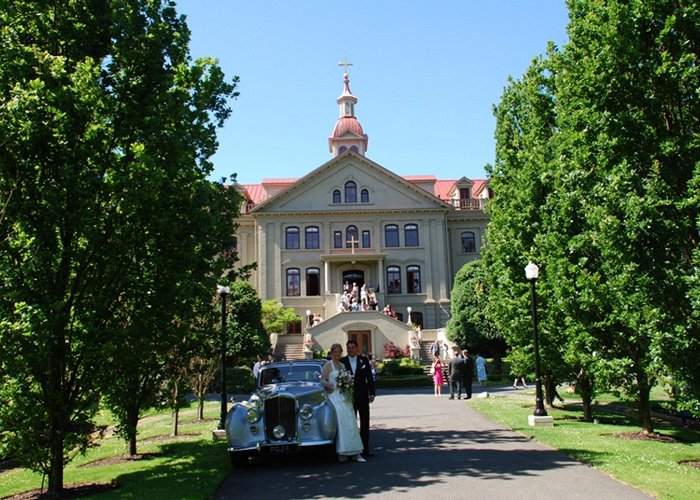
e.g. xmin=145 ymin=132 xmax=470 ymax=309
xmin=253 ymin=382 xmax=327 ymax=406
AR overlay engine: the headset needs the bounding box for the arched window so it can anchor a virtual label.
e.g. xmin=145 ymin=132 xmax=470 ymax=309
xmin=344 ymin=181 xmax=357 ymax=203
xmin=407 ymin=265 xmax=421 ymax=293
xmin=305 ymin=226 xmax=319 ymax=249
xmin=461 ymin=231 xmax=476 ymax=253
xmin=350 ymin=145 xmax=359 ymax=153
xmin=404 ymin=224 xmax=419 ymax=247
xmin=346 ymin=225 xmax=359 ymax=249
xmin=286 ymin=268 xmax=300 ymax=296
xmin=338 ymin=146 xmax=347 ymax=154
xmin=332 ymin=189 xmax=341 ymax=204
xmin=386 ymin=266 xmax=401 ymax=294
xmin=384 ymin=224 xmax=399 ymax=247
xmin=306 ymin=268 xmax=320 ymax=296
xmin=360 ymin=188 xmax=369 ymax=203
xmin=285 ymin=226 xmax=300 ymax=249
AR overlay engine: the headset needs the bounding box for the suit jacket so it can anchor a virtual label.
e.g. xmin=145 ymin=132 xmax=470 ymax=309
xmin=449 ymin=356 xmax=465 ymax=382
xmin=341 ymin=354 xmax=376 ymax=404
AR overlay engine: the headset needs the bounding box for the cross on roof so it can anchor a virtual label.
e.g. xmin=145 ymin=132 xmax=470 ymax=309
xmin=338 ymin=59 xmax=353 ymax=74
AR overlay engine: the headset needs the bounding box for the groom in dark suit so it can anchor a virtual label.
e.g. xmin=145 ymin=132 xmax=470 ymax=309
xmin=341 ymin=339 xmax=376 ymax=457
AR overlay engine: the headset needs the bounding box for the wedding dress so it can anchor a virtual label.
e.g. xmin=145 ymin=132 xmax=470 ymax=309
xmin=328 ymin=363 xmax=364 ymax=458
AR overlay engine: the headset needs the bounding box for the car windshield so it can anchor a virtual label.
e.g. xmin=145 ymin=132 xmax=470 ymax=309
xmin=259 ymin=365 xmax=322 ymax=386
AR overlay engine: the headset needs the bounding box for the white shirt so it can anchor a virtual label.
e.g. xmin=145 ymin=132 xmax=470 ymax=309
xmin=348 ymin=355 xmax=358 ymax=374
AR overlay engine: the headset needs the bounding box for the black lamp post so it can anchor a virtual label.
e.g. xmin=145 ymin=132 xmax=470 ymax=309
xmin=525 ymin=262 xmax=548 ymax=417
xmin=217 ymin=284 xmax=230 ymax=430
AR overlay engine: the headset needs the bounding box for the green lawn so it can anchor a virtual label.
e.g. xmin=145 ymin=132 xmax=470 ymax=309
xmin=468 ymin=395 xmax=700 ymax=500
xmin=0 ymin=401 xmax=230 ymax=499
xmin=3 ymin=394 xmax=699 ymax=499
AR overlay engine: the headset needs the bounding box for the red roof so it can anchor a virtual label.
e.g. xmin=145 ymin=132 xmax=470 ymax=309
xmin=241 ymin=176 xmax=486 ymax=207
xmin=332 ymin=117 xmax=364 ymax=138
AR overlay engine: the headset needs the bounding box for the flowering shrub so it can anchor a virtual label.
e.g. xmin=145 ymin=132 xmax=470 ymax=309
xmin=383 ymin=342 xmax=405 ymax=359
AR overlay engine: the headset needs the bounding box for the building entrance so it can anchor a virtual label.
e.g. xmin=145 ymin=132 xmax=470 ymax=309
xmin=342 ymin=270 xmax=365 ymax=290
xmin=348 ymin=330 xmax=372 ymax=355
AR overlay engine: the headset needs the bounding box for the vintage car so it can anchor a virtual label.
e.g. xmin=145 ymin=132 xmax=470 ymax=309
xmin=225 ymin=360 xmax=337 ymax=467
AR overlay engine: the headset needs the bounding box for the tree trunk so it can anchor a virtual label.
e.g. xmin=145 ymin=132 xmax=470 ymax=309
xmin=172 ymin=407 xmax=180 ymax=437
xmin=48 ymin=431 xmax=64 ymax=495
xmin=543 ymin=373 xmax=555 ymax=406
xmin=577 ymin=374 xmax=594 ymax=422
xmin=126 ymin=405 xmax=140 ymax=456
xmin=638 ymin=376 xmax=654 ymax=433
xmin=198 ymin=397 xmax=205 ymax=421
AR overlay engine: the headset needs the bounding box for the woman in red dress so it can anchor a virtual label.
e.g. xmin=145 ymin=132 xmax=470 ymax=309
xmin=431 ymin=356 xmax=445 ymax=398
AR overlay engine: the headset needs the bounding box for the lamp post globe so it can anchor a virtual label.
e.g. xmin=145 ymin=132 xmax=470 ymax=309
xmin=216 ymin=285 xmax=230 ymax=430
xmin=407 ymin=306 xmax=412 ymax=326
xmin=524 ymin=263 xmax=548 ymax=417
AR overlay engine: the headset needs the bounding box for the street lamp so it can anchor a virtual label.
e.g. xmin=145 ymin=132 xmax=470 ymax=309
xmin=407 ymin=306 xmax=413 ymax=326
xmin=525 ymin=262 xmax=548 ymax=418
xmin=217 ymin=284 xmax=230 ymax=430
xmin=305 ymin=309 xmax=312 ymax=330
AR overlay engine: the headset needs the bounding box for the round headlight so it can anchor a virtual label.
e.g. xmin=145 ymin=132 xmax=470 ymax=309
xmin=300 ymin=404 xmax=313 ymax=421
xmin=273 ymin=425 xmax=286 ymax=439
xmin=246 ymin=407 xmax=261 ymax=424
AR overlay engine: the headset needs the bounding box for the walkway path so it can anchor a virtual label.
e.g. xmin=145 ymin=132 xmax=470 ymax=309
xmin=215 ymin=386 xmax=651 ymax=499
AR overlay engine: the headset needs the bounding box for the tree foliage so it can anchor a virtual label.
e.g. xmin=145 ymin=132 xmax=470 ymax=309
xmin=446 ymin=259 xmax=498 ymax=350
xmin=483 ymin=0 xmax=700 ymax=429
xmin=261 ymin=299 xmax=301 ymax=335
xmin=0 ymin=1 xmax=240 ymax=492
xmin=226 ymin=280 xmax=268 ymax=366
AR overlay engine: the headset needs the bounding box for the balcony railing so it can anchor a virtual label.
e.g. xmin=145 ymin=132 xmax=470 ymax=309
xmin=451 ymin=198 xmax=486 ymax=210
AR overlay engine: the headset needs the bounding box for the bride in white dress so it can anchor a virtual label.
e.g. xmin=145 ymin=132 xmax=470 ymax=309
xmin=320 ymin=343 xmax=365 ymax=462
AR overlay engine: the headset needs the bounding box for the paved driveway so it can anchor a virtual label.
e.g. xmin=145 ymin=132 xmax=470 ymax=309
xmin=214 ymin=387 xmax=651 ymax=499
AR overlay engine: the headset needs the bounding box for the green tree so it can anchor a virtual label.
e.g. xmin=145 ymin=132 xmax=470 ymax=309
xmin=485 ymin=53 xmax=568 ymax=405
xmin=446 ymin=259 xmax=497 ymax=350
xmin=551 ymin=0 xmax=700 ymax=430
xmin=0 ymin=1 xmax=239 ymax=492
xmin=261 ymin=299 xmax=301 ymax=335
xmin=227 ymin=280 xmax=268 ymax=366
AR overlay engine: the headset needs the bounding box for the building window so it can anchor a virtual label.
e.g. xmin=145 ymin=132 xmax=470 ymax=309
xmin=286 ymin=268 xmax=300 ymax=296
xmin=305 ymin=226 xmax=319 ymax=249
xmin=404 ymin=224 xmax=419 ymax=247
xmin=338 ymin=145 xmax=347 ymax=154
xmin=306 ymin=268 xmax=320 ymax=296
xmin=346 ymin=225 xmax=359 ymax=249
xmin=384 ymin=224 xmax=399 ymax=247
xmin=345 ymin=181 xmax=357 ymax=203
xmin=285 ymin=226 xmax=300 ymax=249
xmin=333 ymin=189 xmax=341 ymax=203
xmin=334 ymin=231 xmax=343 ymax=248
xmin=461 ymin=231 xmax=476 ymax=253
xmin=361 ymin=189 xmax=369 ymax=203
xmin=407 ymin=265 xmax=421 ymax=293
xmin=362 ymin=230 xmax=371 ymax=248
xmin=387 ymin=266 xmax=401 ymax=294
xmin=410 ymin=311 xmax=423 ymax=328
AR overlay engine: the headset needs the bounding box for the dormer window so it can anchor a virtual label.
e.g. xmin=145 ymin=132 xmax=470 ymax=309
xmin=343 ymin=101 xmax=354 ymax=116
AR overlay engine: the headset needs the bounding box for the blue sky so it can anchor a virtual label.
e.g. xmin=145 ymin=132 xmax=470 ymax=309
xmin=175 ymin=1 xmax=570 ymax=184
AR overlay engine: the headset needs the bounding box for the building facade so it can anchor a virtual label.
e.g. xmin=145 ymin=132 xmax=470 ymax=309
xmin=234 ymin=72 xmax=490 ymax=357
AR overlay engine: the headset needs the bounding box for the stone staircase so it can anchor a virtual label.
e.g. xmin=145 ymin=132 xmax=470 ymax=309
xmin=418 ymin=343 xmax=435 ymax=374
xmin=276 ymin=343 xmax=305 ymax=361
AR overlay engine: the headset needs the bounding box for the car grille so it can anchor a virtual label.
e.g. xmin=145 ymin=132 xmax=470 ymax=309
xmin=264 ymin=395 xmax=297 ymax=441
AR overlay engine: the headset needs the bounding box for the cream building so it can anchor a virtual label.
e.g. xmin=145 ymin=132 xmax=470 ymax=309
xmin=234 ymin=72 xmax=490 ymax=359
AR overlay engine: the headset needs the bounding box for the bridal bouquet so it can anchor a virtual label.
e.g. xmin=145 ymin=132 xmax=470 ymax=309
xmin=336 ymin=369 xmax=355 ymax=402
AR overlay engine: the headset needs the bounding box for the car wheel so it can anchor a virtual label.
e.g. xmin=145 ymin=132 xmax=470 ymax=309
xmin=229 ymin=451 xmax=249 ymax=469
